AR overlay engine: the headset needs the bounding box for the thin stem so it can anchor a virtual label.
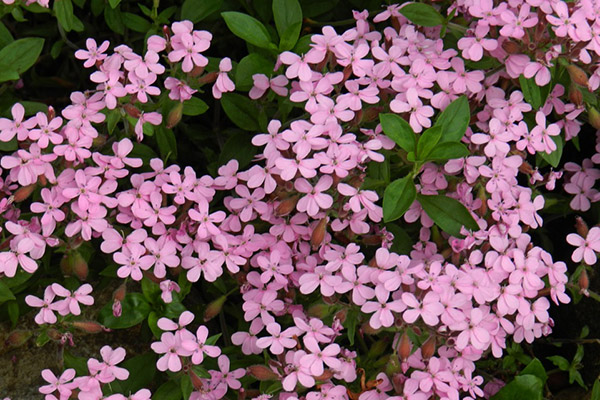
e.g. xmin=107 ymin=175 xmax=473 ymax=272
xmin=57 ymin=23 xmax=78 ymax=51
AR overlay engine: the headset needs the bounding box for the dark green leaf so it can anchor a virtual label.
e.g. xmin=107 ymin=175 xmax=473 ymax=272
xmin=491 ymin=375 xmax=543 ymax=400
xmin=417 ymin=194 xmax=479 ymax=237
xmin=147 ymin=311 xmax=161 ymax=338
xmin=106 ymin=109 xmax=120 ymax=134
xmin=273 ymin=0 xmax=302 ymax=50
xmin=6 ymin=300 xmax=19 ymax=328
xmin=181 ymin=0 xmax=222 ymax=23
xmin=539 ymin=134 xmax=563 ymax=168
xmin=0 ymin=280 xmax=15 ymax=304
xmin=220 ymin=93 xmax=259 ymax=131
xmin=0 ymin=137 xmax=17 ymax=152
xmin=235 ymin=53 xmax=274 ymax=91
xmin=91 ymin=0 xmax=104 ymax=16
xmin=426 ymin=142 xmax=469 ymax=161
xmin=181 ymin=375 xmax=193 ymax=399
xmin=122 ymin=12 xmax=151 ymax=33
xmin=154 ymin=381 xmax=182 ymax=400
xmin=206 ymin=333 xmax=221 ymax=346
xmin=520 ymin=359 xmax=547 ymax=386
xmin=218 ymin=131 xmax=258 ymax=169
xmin=64 ymin=351 xmax=89 ymax=375
xmin=183 ymin=97 xmax=209 ymax=116
xmin=379 ymin=113 xmax=416 ymax=152
xmin=399 ymin=3 xmax=444 ymax=26
xmin=519 ymin=75 xmax=551 ymax=110
xmin=221 ymin=11 xmax=275 ymax=50
xmin=0 ymin=22 xmax=14 ymax=49
xmin=108 ymin=0 xmax=120 ymax=8
xmin=435 ymin=95 xmax=470 ymax=142
xmin=50 ymin=40 xmax=64 ymax=59
xmin=118 ymin=353 xmax=157 ymax=393
xmin=343 ymin=307 xmax=359 ymax=346
xmin=104 ymin=6 xmax=125 ymax=35
xmin=416 ymin=125 xmax=442 ymax=160
xmin=98 ymin=293 xmax=151 ymax=329
xmin=54 ymin=0 xmax=74 ymax=32
xmin=385 ymin=224 xmax=413 ymax=255
xmin=591 ymin=378 xmax=600 ymax=400
xmin=383 ymin=176 xmax=417 ymax=222
xmin=0 ymin=38 xmax=45 ymax=83
xmin=156 ymin=126 xmax=177 ymax=162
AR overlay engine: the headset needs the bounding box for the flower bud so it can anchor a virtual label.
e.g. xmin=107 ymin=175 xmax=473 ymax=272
xmin=166 ymin=102 xmax=184 ymax=129
xmin=188 ymin=368 xmax=204 ymax=390
xmin=307 ymin=303 xmax=329 ymax=319
xmin=361 ymin=321 xmax=380 ymax=335
xmin=311 ymin=218 xmax=328 ymax=248
xmin=71 ymin=321 xmax=106 ymax=334
xmin=502 ymin=40 xmax=520 ymax=54
xmin=124 ymin=103 xmax=141 ymax=118
xmin=71 ymin=251 xmax=88 ymax=281
xmin=588 ymin=107 xmax=600 ymax=129
xmin=567 ymin=64 xmax=588 ymax=87
xmin=92 ymin=134 xmax=107 ymax=147
xmin=204 ymin=295 xmax=226 ymax=322
xmin=385 ymin=355 xmax=402 ymax=376
xmin=420 ymin=335 xmax=436 ymax=359
xmin=314 ymin=369 xmax=334 ymax=381
xmin=47 ymin=106 xmax=56 ymax=120
xmin=575 ymin=216 xmax=589 ymax=237
xmin=334 ymin=308 xmax=347 ymax=324
xmin=47 ymin=328 xmax=63 ymax=341
xmin=275 ymin=195 xmax=299 ymax=216
xmin=569 ymin=84 xmax=583 ymax=106
xmin=398 ymin=332 xmax=412 ymax=361
xmin=4 ymin=330 xmax=31 ymax=348
xmin=247 ymin=365 xmax=279 ymax=381
xmin=113 ymin=282 xmax=127 ymax=302
xmin=112 ymin=300 xmax=122 ymax=317
xmin=197 ymin=71 xmax=218 ymax=84
xmin=13 ymin=184 xmax=36 ymax=203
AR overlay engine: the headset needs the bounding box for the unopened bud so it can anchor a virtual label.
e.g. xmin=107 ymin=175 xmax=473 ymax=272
xmin=334 ymin=308 xmax=347 ymax=324
xmin=420 ymin=335 xmax=436 ymax=359
xmin=47 ymin=329 xmax=63 ymax=341
xmin=47 ymin=106 xmax=56 ymax=120
xmin=189 ymin=368 xmax=204 ymax=390
xmin=385 ymin=355 xmax=402 ymax=376
xmin=314 ymin=369 xmax=334 ymax=381
xmin=189 ymin=65 xmax=206 ymax=78
xmin=567 ymin=64 xmax=588 ymax=87
xmin=113 ymin=282 xmax=127 ymax=302
xmin=71 ymin=251 xmax=88 ymax=280
xmin=502 ymin=40 xmax=519 ymax=54
xmin=197 ymin=71 xmax=217 ymax=84
xmin=247 ymin=365 xmax=279 ymax=381
xmin=362 ymin=321 xmax=380 ymax=335
xmin=166 ymin=102 xmax=183 ymax=129
xmin=13 ymin=184 xmax=36 ymax=202
xmin=398 ymin=332 xmax=412 ymax=361
xmin=71 ymin=321 xmax=106 ymax=334
xmin=569 ymin=85 xmax=583 ymax=106
xmin=579 ymin=269 xmax=589 ymax=295
xmin=5 ymin=330 xmax=31 ymax=348
xmin=575 ymin=216 xmax=589 ymax=237
xmin=589 ymin=107 xmax=600 ymax=129
xmin=112 ymin=300 xmax=122 ymax=317
xmin=275 ymin=195 xmax=299 ymax=216
xmin=204 ymin=295 xmax=226 ymax=322
xmin=92 ymin=134 xmax=107 ymax=147
xmin=307 ymin=304 xmax=329 ymax=319
xmin=311 ymin=218 xmax=328 ymax=248
xmin=124 ymin=103 xmax=141 ymax=118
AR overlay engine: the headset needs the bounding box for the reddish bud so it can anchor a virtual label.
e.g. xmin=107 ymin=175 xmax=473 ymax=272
xmin=72 ymin=251 xmax=88 ymax=280
xmin=47 ymin=106 xmax=56 ymax=120
xmin=166 ymin=102 xmax=184 ymax=129
xmin=575 ymin=216 xmax=589 ymax=237
xmin=569 ymin=85 xmax=583 ymax=106
xmin=188 ymin=368 xmax=204 ymax=390
xmin=124 ymin=103 xmax=141 ymax=118
xmin=92 ymin=134 xmax=107 ymax=147
xmin=311 ymin=218 xmax=328 ymax=248
xmin=204 ymin=295 xmax=226 ymax=322
xmin=502 ymin=40 xmax=520 ymax=54
xmin=5 ymin=330 xmax=31 ymax=348
xmin=275 ymin=195 xmax=299 ymax=216
xmin=307 ymin=304 xmax=329 ymax=319
xmin=314 ymin=369 xmax=334 ymax=381
xmin=334 ymin=308 xmax=347 ymax=324
xmin=362 ymin=321 xmax=380 ymax=335
xmin=247 ymin=365 xmax=279 ymax=381
xmin=197 ymin=71 xmax=218 ymax=84
xmin=567 ymin=64 xmax=588 ymax=86
xmin=13 ymin=184 xmax=36 ymax=202
xmin=398 ymin=332 xmax=412 ymax=361
xmin=113 ymin=282 xmax=127 ymax=302
xmin=420 ymin=335 xmax=436 ymax=359
xmin=47 ymin=328 xmax=63 ymax=341
xmin=71 ymin=321 xmax=106 ymax=334
xmin=112 ymin=300 xmax=122 ymax=317
xmin=189 ymin=65 xmax=206 ymax=78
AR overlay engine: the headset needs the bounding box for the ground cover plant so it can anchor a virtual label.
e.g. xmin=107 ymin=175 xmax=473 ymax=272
xmin=1 ymin=0 xmax=600 ymax=399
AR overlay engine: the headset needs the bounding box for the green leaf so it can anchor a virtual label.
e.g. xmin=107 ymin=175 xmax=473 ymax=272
xmin=399 ymin=3 xmax=445 ymax=26
xmin=141 ymin=276 xmax=160 ymax=303
xmin=235 ymin=53 xmax=274 ymax=91
xmin=64 ymin=351 xmax=89 ymax=375
xmin=0 ymin=280 xmax=15 ymax=304
xmin=50 ymin=40 xmax=64 ymax=59
xmin=519 ymin=75 xmax=551 ymax=109
xmin=417 ymin=194 xmax=479 ymax=237
xmin=54 ymin=0 xmax=74 ymax=32
xmin=0 ymin=22 xmax=14 ymax=49
xmin=183 ymin=97 xmax=209 ymax=116
xmin=0 ymin=137 xmax=17 ymax=152
xmin=118 ymin=353 xmax=157 ymax=393
xmin=520 ymin=359 xmax=548 ymax=386
xmin=108 ymin=0 xmax=120 ymax=8
xmin=147 ymin=311 xmax=162 ymax=338
xmin=181 ymin=0 xmax=222 ymax=23
xmin=591 ymin=378 xmax=600 ymax=400
xmin=383 ymin=176 xmax=417 ymax=223
xmin=539 ymin=134 xmax=563 ymax=168
xmin=343 ymin=307 xmax=359 ymax=346
xmin=435 ymin=95 xmax=470 ymax=143
xmin=273 ymin=0 xmax=302 ymax=50
xmin=90 ymin=0 xmax=104 ymax=16
xmin=106 ymin=109 xmax=120 ymax=134
xmin=221 ymin=11 xmax=275 ymax=50
xmin=206 ymin=333 xmax=222 ymax=346
xmin=379 ymin=113 xmax=416 ymax=152
xmin=416 ymin=125 xmax=442 ymax=160
xmin=154 ymin=381 xmax=182 ymax=400
xmin=122 ymin=12 xmax=151 ymax=33
xmin=220 ymin=93 xmax=259 ymax=131
xmin=98 ymin=293 xmax=151 ymax=329
xmin=426 ymin=142 xmax=469 ymax=161
xmin=6 ymin=300 xmax=19 ymax=328
xmin=0 ymin=38 xmax=45 ymax=83
xmin=156 ymin=126 xmax=177 ymax=162
xmin=218 ymin=131 xmax=258 ymax=169
xmin=104 ymin=6 xmax=125 ymax=35
xmin=491 ymin=375 xmax=543 ymax=400
xmin=385 ymin=224 xmax=413 ymax=255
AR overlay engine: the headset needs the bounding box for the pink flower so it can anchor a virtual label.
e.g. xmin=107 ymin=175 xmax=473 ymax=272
xmin=295 ymin=175 xmax=334 ymax=217
xmin=256 ymin=322 xmax=298 ymax=355
xmin=39 ymin=368 xmax=76 ymax=397
xmin=75 ymin=38 xmax=110 ymax=68
xmin=300 ymin=337 xmax=341 ymax=376
xmin=390 ymin=88 xmax=434 ymax=133
xmin=151 ymin=332 xmax=187 ymax=372
xmin=567 ymin=227 xmax=600 ymax=265
xmin=181 ymin=325 xmax=221 ymax=364
xmin=0 ymin=103 xmax=34 ymax=142
xmin=51 ymin=283 xmax=94 ymax=316
xmin=25 ymin=285 xmax=59 ymax=325
xmin=213 ymin=57 xmax=235 ymax=99
xmin=362 ymin=286 xmax=406 ymax=329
